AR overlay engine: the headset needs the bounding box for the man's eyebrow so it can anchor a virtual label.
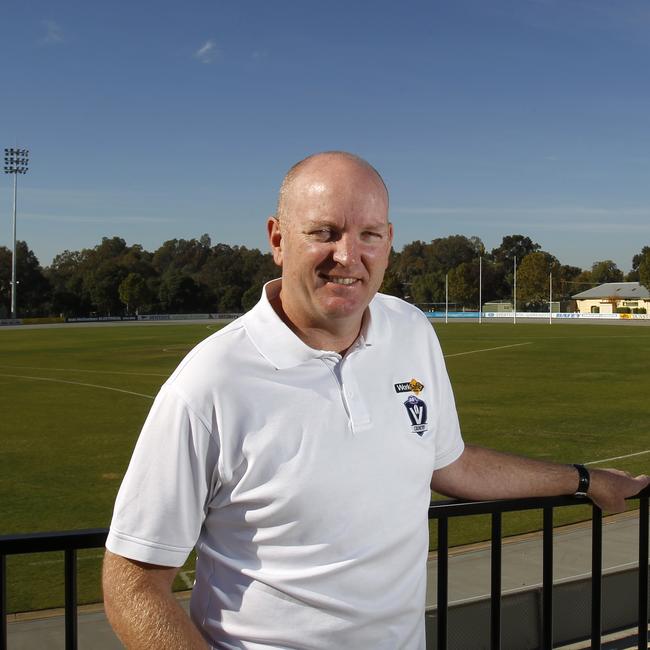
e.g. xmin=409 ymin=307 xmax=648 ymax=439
xmin=302 ymin=219 xmax=339 ymax=229
xmin=301 ymin=218 xmax=389 ymax=231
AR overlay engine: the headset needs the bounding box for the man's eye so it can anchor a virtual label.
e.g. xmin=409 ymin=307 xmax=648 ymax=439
xmin=362 ymin=231 xmax=383 ymax=242
xmin=311 ymin=229 xmax=334 ymax=241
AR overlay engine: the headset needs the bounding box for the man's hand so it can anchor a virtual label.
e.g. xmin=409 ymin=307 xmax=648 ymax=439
xmin=102 ymin=550 xmax=209 ymax=650
xmin=588 ymin=467 xmax=650 ymax=513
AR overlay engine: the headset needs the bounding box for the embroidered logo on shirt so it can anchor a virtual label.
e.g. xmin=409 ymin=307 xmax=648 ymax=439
xmin=394 ymin=378 xmax=424 ymax=395
xmin=403 ymin=395 xmax=428 ymax=436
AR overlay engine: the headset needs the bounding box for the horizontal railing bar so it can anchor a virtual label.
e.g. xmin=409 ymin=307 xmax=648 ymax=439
xmin=428 ymin=486 xmax=649 ymax=519
xmin=0 ymin=529 xmax=107 ymax=555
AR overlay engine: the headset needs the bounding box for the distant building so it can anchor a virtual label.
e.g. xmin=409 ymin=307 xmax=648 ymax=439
xmin=482 ymin=301 xmax=513 ymax=313
xmin=572 ymin=282 xmax=650 ymax=314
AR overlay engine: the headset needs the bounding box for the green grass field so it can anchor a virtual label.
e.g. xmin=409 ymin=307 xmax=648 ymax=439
xmin=1 ymin=320 xmax=649 ymax=612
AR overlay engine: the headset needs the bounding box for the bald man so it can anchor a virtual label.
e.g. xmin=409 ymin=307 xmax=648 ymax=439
xmin=103 ymin=152 xmax=649 ymax=649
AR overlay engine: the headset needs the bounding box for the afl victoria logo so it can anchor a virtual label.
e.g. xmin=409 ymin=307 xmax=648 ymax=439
xmin=403 ymin=395 xmax=428 ymax=436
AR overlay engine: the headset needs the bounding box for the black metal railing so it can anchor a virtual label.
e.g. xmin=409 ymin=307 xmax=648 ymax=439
xmin=0 ymin=529 xmax=107 ymax=650
xmin=0 ymin=488 xmax=648 ymax=650
xmin=428 ymin=486 xmax=650 ymax=650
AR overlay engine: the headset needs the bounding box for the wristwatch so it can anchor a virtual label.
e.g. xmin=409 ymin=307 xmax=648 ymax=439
xmin=573 ymin=463 xmax=590 ymax=498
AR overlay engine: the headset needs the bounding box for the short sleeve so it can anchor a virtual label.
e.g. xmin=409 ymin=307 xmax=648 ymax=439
xmin=106 ymin=386 xmax=220 ymax=567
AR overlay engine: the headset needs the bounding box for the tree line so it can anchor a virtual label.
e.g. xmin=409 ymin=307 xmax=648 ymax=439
xmin=1 ymin=234 xmax=649 ymax=318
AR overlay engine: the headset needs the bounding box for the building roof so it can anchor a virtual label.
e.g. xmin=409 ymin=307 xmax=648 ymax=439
xmin=572 ymin=282 xmax=650 ymax=300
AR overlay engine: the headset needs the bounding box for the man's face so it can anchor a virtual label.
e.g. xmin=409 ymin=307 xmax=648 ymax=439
xmin=268 ymin=157 xmax=393 ymax=333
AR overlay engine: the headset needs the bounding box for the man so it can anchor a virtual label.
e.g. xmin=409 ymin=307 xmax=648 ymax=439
xmin=103 ymin=151 xmax=649 ymax=649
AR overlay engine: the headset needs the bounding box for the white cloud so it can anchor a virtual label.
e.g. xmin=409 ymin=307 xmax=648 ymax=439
xmin=194 ymin=40 xmax=219 ymax=64
xmin=41 ymin=20 xmax=64 ymax=45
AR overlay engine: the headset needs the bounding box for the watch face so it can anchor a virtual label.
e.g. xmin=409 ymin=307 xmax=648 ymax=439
xmin=573 ymin=464 xmax=590 ymax=497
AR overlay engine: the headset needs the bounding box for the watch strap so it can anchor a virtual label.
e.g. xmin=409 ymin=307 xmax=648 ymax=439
xmin=573 ymin=463 xmax=590 ymax=498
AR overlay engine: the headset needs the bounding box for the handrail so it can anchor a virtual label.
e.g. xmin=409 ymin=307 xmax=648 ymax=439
xmin=1 ymin=487 xmax=648 ymax=650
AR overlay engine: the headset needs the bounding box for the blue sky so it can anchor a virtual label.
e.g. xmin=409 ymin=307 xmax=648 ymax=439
xmin=1 ymin=0 xmax=649 ymax=271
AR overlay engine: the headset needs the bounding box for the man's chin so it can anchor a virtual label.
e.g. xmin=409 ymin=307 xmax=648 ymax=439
xmin=319 ymin=298 xmax=367 ymax=321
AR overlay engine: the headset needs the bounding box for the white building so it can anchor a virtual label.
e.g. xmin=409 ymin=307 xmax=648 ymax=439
xmin=572 ymin=282 xmax=650 ymax=314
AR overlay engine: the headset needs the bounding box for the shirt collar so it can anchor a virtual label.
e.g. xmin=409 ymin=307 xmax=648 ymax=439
xmin=244 ymin=279 xmax=378 ymax=370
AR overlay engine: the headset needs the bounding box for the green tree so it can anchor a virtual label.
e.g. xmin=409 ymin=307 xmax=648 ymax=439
xmin=410 ymin=274 xmax=444 ymax=306
xmin=448 ymin=261 xmax=479 ymax=308
xmin=491 ymin=235 xmax=541 ymax=267
xmin=119 ymin=273 xmax=151 ymax=314
xmin=517 ymin=252 xmax=559 ymax=310
xmin=84 ymin=260 xmax=129 ymax=314
xmin=428 ymin=234 xmax=483 ymax=270
xmin=556 ymin=265 xmax=583 ymax=301
xmin=590 ymin=260 xmax=624 ymax=285
xmin=158 ymin=269 xmax=199 ymax=312
xmin=488 ymin=235 xmax=543 ymax=303
xmin=0 ymin=242 xmax=51 ymax=316
xmin=47 ymin=249 xmax=92 ymax=316
xmin=629 ymin=246 xmax=650 ymax=284
xmin=638 ymin=249 xmax=650 ymax=291
xmin=379 ymin=270 xmax=403 ymax=298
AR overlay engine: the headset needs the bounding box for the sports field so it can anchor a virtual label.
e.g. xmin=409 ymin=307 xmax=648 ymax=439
xmin=1 ymin=320 xmax=649 ymax=612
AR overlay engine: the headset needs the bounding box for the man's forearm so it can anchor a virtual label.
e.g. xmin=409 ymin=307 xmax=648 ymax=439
xmin=103 ymin=551 xmax=209 ymax=650
xmin=431 ymin=444 xmax=649 ymax=513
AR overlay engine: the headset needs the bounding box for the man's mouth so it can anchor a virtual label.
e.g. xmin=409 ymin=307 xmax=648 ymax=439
xmin=321 ymin=274 xmax=359 ymax=286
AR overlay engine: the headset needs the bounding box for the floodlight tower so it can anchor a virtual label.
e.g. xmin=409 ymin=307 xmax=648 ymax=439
xmin=3 ymin=147 xmax=29 ymax=318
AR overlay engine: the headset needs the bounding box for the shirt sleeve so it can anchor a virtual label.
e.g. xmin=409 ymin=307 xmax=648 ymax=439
xmin=106 ymin=385 xmax=220 ymax=567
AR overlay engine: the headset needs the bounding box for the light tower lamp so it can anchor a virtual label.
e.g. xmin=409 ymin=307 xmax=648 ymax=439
xmin=3 ymin=147 xmax=29 ymax=318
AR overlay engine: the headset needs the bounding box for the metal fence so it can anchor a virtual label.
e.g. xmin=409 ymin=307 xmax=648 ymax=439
xmin=1 ymin=488 xmax=648 ymax=650
xmin=0 ymin=529 xmax=107 ymax=650
xmin=429 ymin=488 xmax=649 ymax=650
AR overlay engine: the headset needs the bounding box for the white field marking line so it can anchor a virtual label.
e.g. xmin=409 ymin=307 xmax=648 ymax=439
xmin=446 ymin=560 xmax=640 ymax=607
xmin=179 ymin=571 xmax=195 ymax=589
xmin=444 ymin=342 xmax=532 ymax=358
xmin=0 ymin=373 xmax=154 ymax=399
xmin=585 ymin=449 xmax=650 ymax=466
xmin=0 ymin=364 xmax=167 ymax=377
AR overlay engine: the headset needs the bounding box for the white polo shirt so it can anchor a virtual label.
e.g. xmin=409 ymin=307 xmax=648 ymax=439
xmin=107 ymin=280 xmax=464 ymax=650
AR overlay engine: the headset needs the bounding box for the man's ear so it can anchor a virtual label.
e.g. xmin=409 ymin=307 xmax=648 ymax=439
xmin=267 ymin=216 xmax=283 ymax=267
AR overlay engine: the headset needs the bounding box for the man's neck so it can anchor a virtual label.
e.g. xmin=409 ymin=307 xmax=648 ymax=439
xmin=269 ymin=293 xmax=362 ymax=355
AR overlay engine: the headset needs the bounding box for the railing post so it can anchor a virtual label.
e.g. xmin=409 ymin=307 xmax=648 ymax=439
xmin=639 ymin=494 xmax=649 ymax=650
xmin=64 ymin=548 xmax=78 ymax=650
xmin=490 ymin=512 xmax=502 ymax=650
xmin=1 ymin=553 xmax=6 ymax=650
xmin=437 ymin=517 xmax=449 ymax=650
xmin=591 ymin=507 xmax=603 ymax=650
xmin=541 ymin=506 xmax=554 ymax=650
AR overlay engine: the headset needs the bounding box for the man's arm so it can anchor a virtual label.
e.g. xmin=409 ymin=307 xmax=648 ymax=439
xmin=431 ymin=444 xmax=650 ymax=513
xmin=102 ymin=550 xmax=209 ymax=650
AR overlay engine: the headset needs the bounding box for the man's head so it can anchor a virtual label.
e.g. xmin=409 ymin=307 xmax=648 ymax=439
xmin=267 ymin=151 xmax=393 ymax=339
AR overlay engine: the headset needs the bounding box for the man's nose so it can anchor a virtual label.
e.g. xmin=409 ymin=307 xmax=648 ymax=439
xmin=332 ymin=235 xmax=358 ymax=265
